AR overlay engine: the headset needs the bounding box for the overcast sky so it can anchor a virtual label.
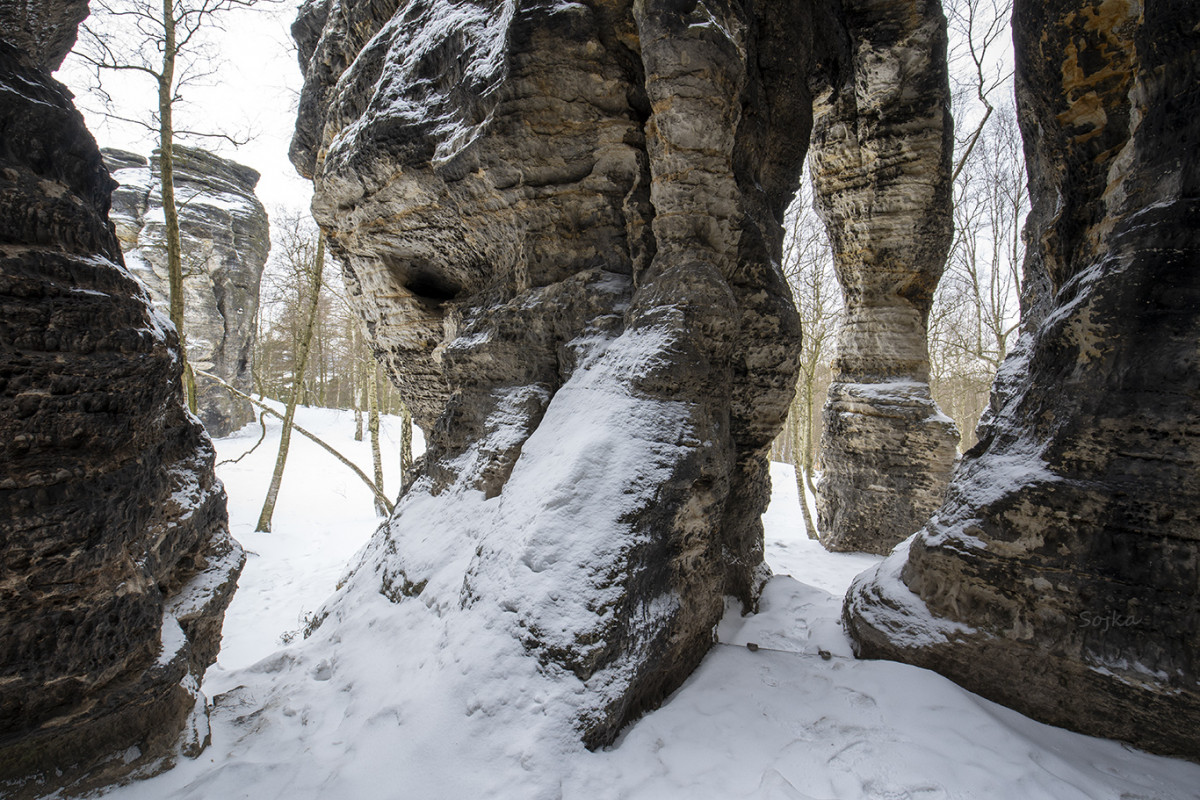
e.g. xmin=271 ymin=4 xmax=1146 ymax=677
xmin=57 ymin=1 xmax=313 ymax=218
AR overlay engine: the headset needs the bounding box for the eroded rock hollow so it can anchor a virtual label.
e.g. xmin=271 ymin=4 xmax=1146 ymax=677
xmin=845 ymin=0 xmax=1200 ymax=760
xmin=0 ymin=6 xmax=244 ymax=795
xmin=809 ymin=0 xmax=960 ymax=554
xmin=103 ymin=145 xmax=269 ymax=438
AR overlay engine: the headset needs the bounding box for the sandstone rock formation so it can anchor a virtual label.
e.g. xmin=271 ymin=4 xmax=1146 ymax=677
xmin=289 ymin=0 xmax=853 ymax=746
xmin=845 ymin=0 xmax=1200 ymax=760
xmin=104 ymin=145 xmax=269 ymax=438
xmin=0 ymin=8 xmax=243 ymax=796
xmin=0 ymin=0 xmax=88 ymax=71
xmin=809 ymin=0 xmax=960 ymax=554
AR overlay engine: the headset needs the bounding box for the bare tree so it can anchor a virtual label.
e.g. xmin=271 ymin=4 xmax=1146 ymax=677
xmin=256 ymin=232 xmax=325 ymax=532
xmin=199 ymin=368 xmax=393 ymax=514
xmin=931 ymin=104 xmax=1026 ymax=447
xmin=777 ymin=172 xmax=843 ymax=538
xmin=399 ymin=400 xmax=414 ymax=488
xmin=73 ymin=0 xmax=273 ymax=410
xmin=946 ymin=0 xmax=1013 ymax=182
xmin=351 ymin=325 xmax=365 ymax=441
xmin=919 ymin=0 xmax=1026 ymax=449
xmin=367 ymin=362 xmax=386 ymax=517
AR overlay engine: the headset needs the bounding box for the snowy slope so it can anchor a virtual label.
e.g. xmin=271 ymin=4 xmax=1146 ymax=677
xmin=91 ymin=407 xmax=1200 ymax=800
xmin=205 ymin=403 xmax=422 ymax=672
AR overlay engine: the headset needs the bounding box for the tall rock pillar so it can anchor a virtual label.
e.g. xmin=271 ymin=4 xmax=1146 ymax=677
xmin=0 ymin=5 xmax=243 ymax=796
xmin=103 ymin=146 xmax=270 ymax=438
xmin=844 ymin=0 xmax=1200 ymax=760
xmin=809 ymin=0 xmax=960 ymax=554
xmin=289 ymin=0 xmax=837 ymax=748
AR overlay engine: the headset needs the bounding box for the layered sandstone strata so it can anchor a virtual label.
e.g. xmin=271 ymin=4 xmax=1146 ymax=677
xmin=289 ymin=0 xmax=848 ymax=746
xmin=809 ymin=0 xmax=960 ymax=554
xmin=103 ymin=145 xmax=269 ymax=437
xmin=0 ymin=9 xmax=243 ymax=796
xmin=845 ymin=0 xmax=1200 ymax=760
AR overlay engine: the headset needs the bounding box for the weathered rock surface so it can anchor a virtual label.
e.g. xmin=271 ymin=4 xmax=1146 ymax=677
xmin=0 ymin=9 xmax=243 ymax=796
xmin=290 ymin=0 xmax=862 ymax=747
xmin=845 ymin=0 xmax=1200 ymax=760
xmin=0 ymin=0 xmax=88 ymax=71
xmin=103 ymin=145 xmax=269 ymax=437
xmin=809 ymin=0 xmax=960 ymax=554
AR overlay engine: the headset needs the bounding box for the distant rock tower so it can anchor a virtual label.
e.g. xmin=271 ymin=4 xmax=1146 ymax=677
xmin=103 ymin=146 xmax=270 ymax=437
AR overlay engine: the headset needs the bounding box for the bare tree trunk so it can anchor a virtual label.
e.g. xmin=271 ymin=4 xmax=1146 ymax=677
xmin=252 ymin=303 xmax=266 ymax=397
xmin=157 ymin=0 xmax=195 ymax=413
xmin=790 ymin=396 xmax=819 ymax=540
xmin=801 ymin=371 xmax=817 ymax=471
xmin=399 ymin=400 xmax=413 ymax=488
xmin=256 ymin=235 xmax=325 ymax=532
xmin=198 ymin=368 xmax=393 ymax=513
xmin=316 ymin=311 xmax=328 ymax=408
xmin=368 ymin=361 xmax=385 ymax=516
xmin=352 ymin=327 xmax=364 ymax=441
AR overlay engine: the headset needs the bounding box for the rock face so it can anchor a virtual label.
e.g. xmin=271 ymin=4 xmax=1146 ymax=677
xmin=808 ymin=0 xmax=960 ymax=554
xmin=0 ymin=0 xmax=88 ymax=71
xmin=845 ymin=0 xmax=1200 ymax=760
xmin=0 ymin=9 xmax=243 ymax=797
xmin=290 ymin=0 xmax=863 ymax=747
xmin=103 ymin=145 xmax=269 ymax=438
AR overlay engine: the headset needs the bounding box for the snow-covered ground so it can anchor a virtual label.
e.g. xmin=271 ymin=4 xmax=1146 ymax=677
xmin=202 ymin=403 xmax=421 ymax=673
xmin=95 ymin=406 xmax=1199 ymax=800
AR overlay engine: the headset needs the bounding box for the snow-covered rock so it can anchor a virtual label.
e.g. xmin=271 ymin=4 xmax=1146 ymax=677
xmin=809 ymin=0 xmax=960 ymax=554
xmin=0 ymin=14 xmax=243 ymax=797
xmin=846 ymin=0 xmax=1200 ymax=761
xmin=103 ymin=145 xmax=269 ymax=437
xmin=88 ymin=437 xmax=1200 ymax=800
xmin=288 ymin=0 xmax=823 ymax=747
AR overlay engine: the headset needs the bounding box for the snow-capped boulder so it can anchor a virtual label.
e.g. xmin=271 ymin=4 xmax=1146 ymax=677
xmin=845 ymin=0 xmax=1200 ymax=761
xmin=0 ymin=11 xmax=243 ymax=797
xmin=102 ymin=145 xmax=269 ymax=438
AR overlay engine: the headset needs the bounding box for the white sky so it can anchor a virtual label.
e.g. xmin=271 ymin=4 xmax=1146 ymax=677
xmin=56 ymin=1 xmax=313 ymax=217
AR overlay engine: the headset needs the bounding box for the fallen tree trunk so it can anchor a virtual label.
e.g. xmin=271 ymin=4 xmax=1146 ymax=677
xmin=195 ymin=368 xmax=394 ymax=515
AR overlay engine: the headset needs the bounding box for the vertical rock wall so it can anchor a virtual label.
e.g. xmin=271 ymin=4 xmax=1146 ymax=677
xmin=844 ymin=0 xmax=1200 ymax=759
xmin=290 ymin=0 xmax=851 ymax=747
xmin=103 ymin=145 xmax=269 ymax=438
xmin=808 ymin=0 xmax=960 ymax=554
xmin=0 ymin=9 xmax=243 ymax=797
